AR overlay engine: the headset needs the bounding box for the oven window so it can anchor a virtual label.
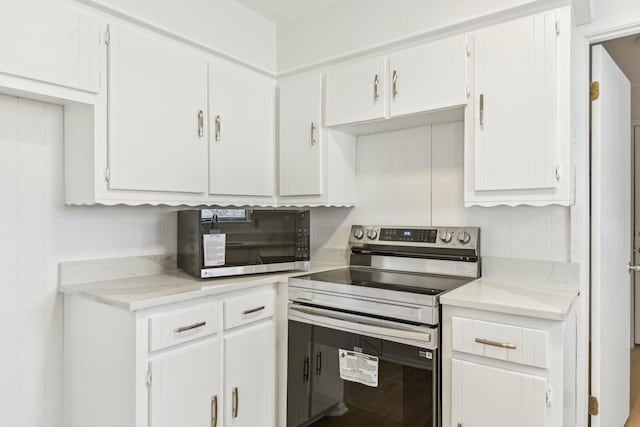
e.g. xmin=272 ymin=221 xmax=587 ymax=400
xmin=288 ymin=321 xmax=437 ymax=427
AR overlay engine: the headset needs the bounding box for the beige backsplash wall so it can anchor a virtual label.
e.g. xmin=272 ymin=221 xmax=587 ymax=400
xmin=310 ymin=122 xmax=571 ymax=263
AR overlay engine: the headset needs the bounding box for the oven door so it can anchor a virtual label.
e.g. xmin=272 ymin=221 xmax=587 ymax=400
xmin=287 ymin=303 xmax=439 ymax=427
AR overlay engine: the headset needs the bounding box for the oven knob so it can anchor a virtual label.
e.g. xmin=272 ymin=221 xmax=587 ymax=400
xmin=457 ymin=231 xmax=471 ymax=244
xmin=440 ymin=231 xmax=453 ymax=243
xmin=366 ymin=229 xmax=378 ymax=240
xmin=353 ymin=228 xmax=364 ymax=240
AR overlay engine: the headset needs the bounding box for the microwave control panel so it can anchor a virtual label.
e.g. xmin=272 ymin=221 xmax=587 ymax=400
xmin=295 ymin=211 xmax=310 ymax=260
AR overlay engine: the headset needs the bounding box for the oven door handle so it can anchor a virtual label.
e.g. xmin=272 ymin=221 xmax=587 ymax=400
xmin=288 ymin=303 xmax=436 ymax=349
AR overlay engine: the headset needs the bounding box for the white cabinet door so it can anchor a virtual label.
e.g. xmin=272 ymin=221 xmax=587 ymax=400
xmin=325 ymin=57 xmax=387 ymax=127
xmin=0 ymin=0 xmax=100 ymax=92
xmin=225 ymin=321 xmax=275 ymax=427
xmin=149 ymin=338 xmax=222 ymax=427
xmin=209 ymin=60 xmax=275 ymax=196
xmin=471 ymin=10 xmax=559 ymax=192
xmin=451 ymin=359 xmax=547 ymax=427
xmin=279 ymin=74 xmax=323 ymax=196
xmin=389 ymin=35 xmax=466 ymax=117
xmin=107 ymin=24 xmax=208 ymax=193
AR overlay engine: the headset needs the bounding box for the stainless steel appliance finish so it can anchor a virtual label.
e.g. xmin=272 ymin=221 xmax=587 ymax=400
xmin=287 ymin=225 xmax=480 ymax=427
xmin=178 ymin=209 xmax=310 ymax=279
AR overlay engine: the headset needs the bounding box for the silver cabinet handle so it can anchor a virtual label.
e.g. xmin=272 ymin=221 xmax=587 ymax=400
xmin=479 ymin=94 xmax=485 ymax=127
xmin=303 ymin=356 xmax=310 ymax=383
xmin=211 ymin=395 xmax=218 ymax=427
xmin=475 ymin=338 xmax=517 ymax=350
xmin=242 ymin=305 xmax=265 ymax=316
xmin=174 ymin=321 xmax=206 ymax=333
xmin=374 ymin=74 xmax=379 ymax=101
xmin=215 ymin=115 xmax=221 ymax=141
xmin=310 ymin=122 xmax=317 ymax=145
xmin=197 ymin=110 xmax=204 ymax=138
xmin=628 ymin=263 xmax=640 ymax=272
xmin=316 ymin=351 xmax=322 ymax=376
xmin=392 ymin=70 xmax=398 ymax=98
xmin=232 ymin=387 xmax=239 ymax=418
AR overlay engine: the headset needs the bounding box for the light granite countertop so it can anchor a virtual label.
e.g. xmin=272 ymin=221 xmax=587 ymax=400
xmin=440 ymin=257 xmax=580 ymax=320
xmin=58 ymin=255 xmax=344 ymax=311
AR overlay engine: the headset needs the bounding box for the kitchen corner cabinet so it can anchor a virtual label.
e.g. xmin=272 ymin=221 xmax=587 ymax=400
xmin=278 ymin=73 xmax=357 ymax=206
xmin=442 ymin=305 xmax=577 ymax=427
xmin=209 ymin=59 xmax=276 ymax=197
xmin=464 ymin=7 xmax=572 ymax=207
xmin=0 ymin=0 xmax=101 ymax=93
xmin=64 ymin=285 xmax=277 ymax=427
xmin=107 ymin=23 xmax=208 ymax=194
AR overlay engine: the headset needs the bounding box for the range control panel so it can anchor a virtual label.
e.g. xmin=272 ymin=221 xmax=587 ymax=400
xmin=379 ymin=228 xmax=438 ymax=243
xmin=349 ymin=225 xmax=480 ymax=249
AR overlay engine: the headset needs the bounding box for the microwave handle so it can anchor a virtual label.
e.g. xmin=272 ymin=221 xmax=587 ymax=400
xmin=288 ymin=303 xmax=434 ymax=348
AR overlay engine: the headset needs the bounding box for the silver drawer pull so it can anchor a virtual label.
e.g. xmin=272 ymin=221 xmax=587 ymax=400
xmin=174 ymin=321 xmax=206 ymax=333
xmin=242 ymin=306 xmax=265 ymax=316
xmin=475 ymin=338 xmax=517 ymax=350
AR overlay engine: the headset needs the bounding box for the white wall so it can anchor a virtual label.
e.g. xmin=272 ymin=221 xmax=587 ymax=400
xmin=70 ymin=0 xmax=277 ymax=73
xmin=0 ymin=94 xmax=177 ymax=427
xmin=277 ymin=0 xmax=566 ymax=73
xmin=311 ymin=123 xmax=571 ymax=263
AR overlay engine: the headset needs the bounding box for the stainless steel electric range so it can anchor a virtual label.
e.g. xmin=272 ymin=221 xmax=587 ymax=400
xmin=287 ymin=225 xmax=481 ymax=427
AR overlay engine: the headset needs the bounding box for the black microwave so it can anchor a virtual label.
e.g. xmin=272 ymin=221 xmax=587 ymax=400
xmin=178 ymin=209 xmax=311 ymax=279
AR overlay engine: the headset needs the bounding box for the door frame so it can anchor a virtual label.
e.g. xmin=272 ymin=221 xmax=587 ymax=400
xmin=574 ymin=20 xmax=640 ymax=427
xmin=634 ymin=123 xmax=640 ymax=345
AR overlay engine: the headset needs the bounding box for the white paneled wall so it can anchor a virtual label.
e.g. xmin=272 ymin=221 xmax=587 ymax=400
xmin=311 ymin=122 xmax=571 ymax=262
xmin=0 ymin=94 xmax=176 ymax=427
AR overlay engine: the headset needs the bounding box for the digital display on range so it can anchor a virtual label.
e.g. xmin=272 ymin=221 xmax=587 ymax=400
xmin=380 ymin=228 xmax=437 ymax=243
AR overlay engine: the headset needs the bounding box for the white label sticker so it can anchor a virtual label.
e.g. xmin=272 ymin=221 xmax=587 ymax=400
xmin=338 ymin=348 xmax=378 ymax=387
xmin=203 ymin=233 xmax=226 ymax=267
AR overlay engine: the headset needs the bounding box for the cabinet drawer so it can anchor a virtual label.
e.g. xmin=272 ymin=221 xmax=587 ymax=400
xmin=149 ymin=301 xmax=220 ymax=351
xmin=224 ymin=290 xmax=275 ymax=330
xmin=452 ymin=317 xmax=547 ymax=368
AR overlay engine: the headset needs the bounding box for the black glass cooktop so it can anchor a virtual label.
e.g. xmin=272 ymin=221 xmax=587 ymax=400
xmin=302 ymin=267 xmax=472 ymax=296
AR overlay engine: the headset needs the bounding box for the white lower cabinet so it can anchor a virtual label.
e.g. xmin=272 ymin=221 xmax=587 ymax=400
xmin=64 ymin=284 xmax=277 ymax=427
xmin=149 ymin=338 xmax=222 ymax=427
xmin=451 ymin=359 xmax=547 ymax=427
xmin=442 ymin=305 xmax=576 ymax=427
xmin=225 ymin=322 xmax=276 ymax=427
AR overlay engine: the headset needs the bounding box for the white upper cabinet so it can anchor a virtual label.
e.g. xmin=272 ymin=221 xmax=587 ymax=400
xmin=107 ymin=23 xmax=208 ymax=194
xmin=279 ymin=73 xmax=323 ymax=197
xmin=325 ymin=57 xmax=387 ymax=127
xmin=465 ymin=7 xmax=571 ymax=206
xmin=209 ymin=59 xmax=275 ymax=197
xmin=0 ymin=0 xmax=101 ymax=93
xmin=324 ymin=35 xmax=467 ymax=133
xmin=278 ymin=72 xmax=357 ymax=206
xmin=388 ymin=35 xmax=467 ymax=117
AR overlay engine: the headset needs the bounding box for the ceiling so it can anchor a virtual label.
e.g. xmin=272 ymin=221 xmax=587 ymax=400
xmin=233 ymin=0 xmax=344 ymax=25
xmin=603 ymin=34 xmax=640 ymax=85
